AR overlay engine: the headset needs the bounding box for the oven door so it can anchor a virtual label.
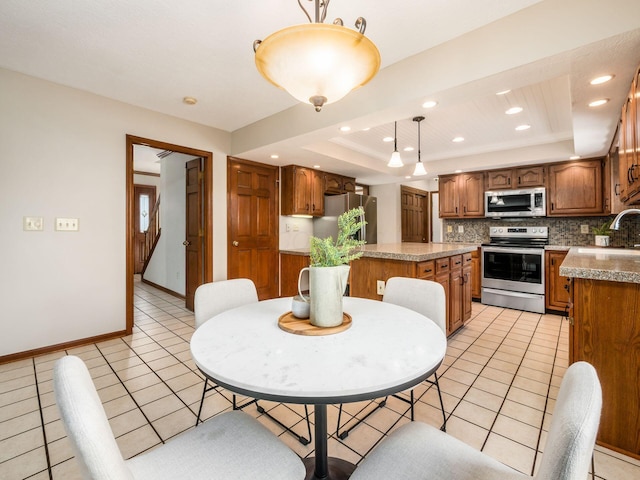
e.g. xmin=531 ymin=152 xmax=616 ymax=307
xmin=482 ymin=246 xmax=545 ymax=295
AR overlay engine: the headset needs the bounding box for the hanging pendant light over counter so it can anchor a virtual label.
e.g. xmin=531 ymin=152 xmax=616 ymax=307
xmin=388 ymin=121 xmax=403 ymax=167
xmin=413 ymin=116 xmax=427 ymax=176
xmin=253 ymin=0 xmax=381 ymax=112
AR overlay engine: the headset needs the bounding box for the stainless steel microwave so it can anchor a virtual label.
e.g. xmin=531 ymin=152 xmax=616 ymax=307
xmin=484 ymin=187 xmax=546 ymax=217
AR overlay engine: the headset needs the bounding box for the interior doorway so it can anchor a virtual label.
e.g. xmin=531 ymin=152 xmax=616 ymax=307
xmin=126 ymin=135 xmax=213 ymax=333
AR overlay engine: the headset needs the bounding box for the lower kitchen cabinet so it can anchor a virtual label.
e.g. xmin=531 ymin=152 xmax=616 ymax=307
xmin=471 ymin=248 xmax=481 ymax=300
xmin=280 ymin=253 xmax=309 ymax=297
xmin=569 ymin=278 xmax=640 ymax=458
xmin=545 ymin=250 xmax=571 ymax=313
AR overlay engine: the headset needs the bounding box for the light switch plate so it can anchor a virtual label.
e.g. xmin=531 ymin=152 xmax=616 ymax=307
xmin=23 ymin=216 xmax=44 ymax=231
xmin=458 ymin=225 xmax=464 ymax=233
xmin=55 ymin=217 xmax=79 ymax=231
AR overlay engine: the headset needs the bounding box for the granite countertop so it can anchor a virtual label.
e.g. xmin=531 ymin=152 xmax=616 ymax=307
xmin=560 ymin=247 xmax=640 ymax=283
xmin=281 ymin=243 xmax=479 ymax=262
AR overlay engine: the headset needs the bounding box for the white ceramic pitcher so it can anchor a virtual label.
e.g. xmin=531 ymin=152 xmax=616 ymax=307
xmin=298 ymin=265 xmax=350 ymax=327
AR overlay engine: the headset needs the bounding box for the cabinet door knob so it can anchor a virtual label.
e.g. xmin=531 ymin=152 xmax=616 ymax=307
xmin=232 ymin=241 xmax=239 ymax=247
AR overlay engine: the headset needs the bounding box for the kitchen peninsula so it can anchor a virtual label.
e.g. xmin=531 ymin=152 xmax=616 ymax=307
xmin=281 ymin=243 xmax=479 ymax=336
xmin=560 ymin=248 xmax=640 ymax=459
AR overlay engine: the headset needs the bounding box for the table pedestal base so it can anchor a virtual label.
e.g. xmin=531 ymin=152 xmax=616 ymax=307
xmin=304 ymin=457 xmax=355 ymax=480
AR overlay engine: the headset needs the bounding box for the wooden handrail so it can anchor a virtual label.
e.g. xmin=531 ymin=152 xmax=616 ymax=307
xmin=142 ymin=195 xmax=161 ymax=274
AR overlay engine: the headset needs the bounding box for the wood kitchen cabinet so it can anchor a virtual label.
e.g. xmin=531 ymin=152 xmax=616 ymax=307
xmin=486 ymin=166 xmax=545 ymax=190
xmin=435 ymin=257 xmax=455 ymax=335
xmin=471 ymin=248 xmax=481 ymax=300
xmin=324 ymin=172 xmax=357 ymax=195
xmin=462 ymin=252 xmax=473 ymax=321
xmin=545 ymin=250 xmax=570 ymax=313
xmin=280 ymin=253 xmax=310 ymax=297
xmin=438 ymin=172 xmax=484 ymax=218
xmin=618 ymin=65 xmax=639 ymax=204
xmin=569 ymin=278 xmax=640 ymax=458
xmin=547 ymin=159 xmax=606 ymax=216
xmin=281 ymin=165 xmax=324 ymax=216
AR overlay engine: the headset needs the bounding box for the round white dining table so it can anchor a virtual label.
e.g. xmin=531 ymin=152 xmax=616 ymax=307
xmin=190 ymin=296 xmax=447 ymax=480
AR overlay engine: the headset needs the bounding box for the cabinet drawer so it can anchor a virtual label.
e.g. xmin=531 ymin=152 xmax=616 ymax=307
xmin=417 ymin=260 xmax=435 ymax=279
xmin=463 ymin=252 xmax=472 ymax=265
xmin=450 ymin=255 xmax=463 ymax=270
xmin=435 ymin=257 xmax=450 ymax=274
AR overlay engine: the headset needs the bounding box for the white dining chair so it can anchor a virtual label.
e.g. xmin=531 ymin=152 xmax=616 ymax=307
xmin=351 ymin=361 xmax=602 ymax=480
xmin=337 ymin=277 xmax=448 ymax=439
xmin=194 ymin=278 xmax=312 ymax=445
xmin=54 ymin=355 xmax=306 ymax=480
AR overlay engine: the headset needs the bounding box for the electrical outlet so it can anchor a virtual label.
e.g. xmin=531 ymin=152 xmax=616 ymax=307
xmin=447 ymin=225 xmax=453 ymax=233
xmin=581 ymin=224 xmax=589 ymax=234
xmin=293 ymin=223 xmax=299 ymax=231
xmin=55 ymin=217 xmax=79 ymax=231
xmin=458 ymin=225 xmax=464 ymax=233
xmin=23 ymin=216 xmax=43 ymax=231
xmin=376 ymin=280 xmax=385 ymax=295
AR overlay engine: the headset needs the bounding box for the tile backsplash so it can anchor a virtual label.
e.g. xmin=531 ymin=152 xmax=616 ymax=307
xmin=443 ymin=216 xmax=640 ymax=248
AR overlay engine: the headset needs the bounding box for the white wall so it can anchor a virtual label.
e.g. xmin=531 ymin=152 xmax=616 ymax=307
xmin=279 ymin=216 xmax=313 ymax=250
xmin=0 ymin=68 xmax=230 ymax=357
xmin=370 ymin=184 xmax=402 ymax=244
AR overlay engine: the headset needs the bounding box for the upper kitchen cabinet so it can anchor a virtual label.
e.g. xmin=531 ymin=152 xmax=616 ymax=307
xmin=281 ymin=165 xmax=324 ymax=216
xmin=439 ymin=172 xmax=484 ymax=218
xmin=324 ymin=172 xmax=356 ymax=195
xmin=547 ymin=159 xmax=606 ymax=216
xmin=486 ymin=166 xmax=545 ymax=190
xmin=618 ymin=66 xmax=639 ymax=204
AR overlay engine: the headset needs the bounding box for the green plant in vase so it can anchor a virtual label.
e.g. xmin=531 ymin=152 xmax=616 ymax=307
xmin=309 ymin=207 xmax=367 ymax=266
xmin=592 ymin=220 xmax=612 ymax=247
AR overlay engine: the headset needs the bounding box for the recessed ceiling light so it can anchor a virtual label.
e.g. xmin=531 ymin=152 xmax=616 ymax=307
xmin=496 ymin=89 xmax=511 ymax=96
xmin=505 ymin=106 xmax=523 ymax=115
xmin=270 ymin=154 xmax=279 ymax=159
xmin=454 ymin=169 xmax=462 ymax=173
xmin=361 ymin=127 xmax=371 ymax=131
xmin=382 ymin=136 xmax=394 ymax=142
xmin=515 ymin=124 xmax=531 ymax=131
xmin=422 ymin=100 xmax=438 ymax=109
xmin=590 ymin=75 xmax=614 ymax=85
xmin=403 ymin=147 xmax=414 ymax=152
xmin=183 ymin=96 xmax=197 ymax=105
xmin=570 ymin=155 xmax=581 ymax=160
xmin=313 ymin=165 xmax=321 ymax=169
xmin=452 ymin=136 xmax=465 ymax=143
xmin=405 ymin=176 xmax=412 ymax=179
xmin=339 ymin=126 xmax=351 ymax=132
xmin=588 ymin=99 xmax=609 ymax=107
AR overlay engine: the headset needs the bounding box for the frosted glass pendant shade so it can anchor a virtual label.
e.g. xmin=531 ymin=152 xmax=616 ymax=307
xmin=255 ymin=23 xmax=380 ymax=112
xmin=388 ymin=150 xmax=403 ymax=167
xmin=413 ymin=161 xmax=427 ymax=176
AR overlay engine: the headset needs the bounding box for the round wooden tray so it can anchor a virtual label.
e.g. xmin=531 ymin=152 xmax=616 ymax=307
xmin=278 ymin=312 xmax=352 ymax=336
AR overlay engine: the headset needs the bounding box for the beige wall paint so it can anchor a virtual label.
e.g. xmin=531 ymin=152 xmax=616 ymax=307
xmin=0 ymin=68 xmax=231 ymax=357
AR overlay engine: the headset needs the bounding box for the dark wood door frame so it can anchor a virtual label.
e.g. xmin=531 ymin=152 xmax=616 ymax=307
xmin=126 ymin=135 xmax=213 ymax=334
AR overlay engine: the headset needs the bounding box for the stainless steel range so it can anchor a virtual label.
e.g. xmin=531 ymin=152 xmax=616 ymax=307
xmin=481 ymin=226 xmax=548 ymax=313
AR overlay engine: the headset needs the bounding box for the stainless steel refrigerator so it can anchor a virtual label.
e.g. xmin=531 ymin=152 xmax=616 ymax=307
xmin=313 ymin=193 xmax=377 ymax=244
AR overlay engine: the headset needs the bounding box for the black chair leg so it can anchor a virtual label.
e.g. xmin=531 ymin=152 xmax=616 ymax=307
xmin=434 ymin=373 xmax=447 ymax=432
xmin=337 ymin=398 xmax=388 ymax=440
xmin=195 ymin=378 xmax=209 ymax=427
xmin=591 ymin=452 xmax=596 ymax=480
xmin=257 ymin=403 xmax=312 ymax=445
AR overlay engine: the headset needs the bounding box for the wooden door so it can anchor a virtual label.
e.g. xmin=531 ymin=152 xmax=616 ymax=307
xmin=228 ymin=157 xmax=279 ymax=300
xmin=545 ymin=250 xmax=570 ymax=312
xmin=547 ymin=160 xmax=604 ymax=215
xmin=401 ymin=185 xmax=429 ymax=242
xmin=133 ymin=184 xmax=156 ymax=274
xmin=185 ymin=158 xmax=204 ymax=311
xmin=310 ymin=170 xmax=325 ymax=216
xmin=449 ymin=255 xmax=463 ymax=333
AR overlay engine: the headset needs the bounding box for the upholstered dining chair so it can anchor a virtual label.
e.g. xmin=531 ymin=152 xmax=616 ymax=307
xmin=351 ymin=361 xmax=602 ymax=480
xmin=194 ymin=278 xmax=312 ymax=445
xmin=337 ymin=277 xmax=447 ymax=439
xmin=54 ymin=355 xmax=305 ymax=480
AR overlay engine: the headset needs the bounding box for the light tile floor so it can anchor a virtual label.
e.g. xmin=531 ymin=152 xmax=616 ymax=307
xmin=1 ymin=280 xmax=639 ymax=479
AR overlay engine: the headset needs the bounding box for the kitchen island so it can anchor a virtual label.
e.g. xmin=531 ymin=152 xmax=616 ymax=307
xmin=281 ymin=243 xmax=479 ymax=336
xmin=560 ymin=247 xmax=640 ymax=459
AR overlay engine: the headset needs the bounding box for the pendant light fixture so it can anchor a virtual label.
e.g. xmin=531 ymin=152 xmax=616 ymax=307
xmin=388 ymin=121 xmax=403 ymax=167
xmin=253 ymin=0 xmax=381 ymax=112
xmin=413 ymin=116 xmax=427 ymax=176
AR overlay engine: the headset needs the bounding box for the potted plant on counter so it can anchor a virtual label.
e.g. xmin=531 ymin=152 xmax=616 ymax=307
xmin=297 ymin=207 xmax=366 ymax=327
xmin=592 ymin=220 xmax=612 ymax=247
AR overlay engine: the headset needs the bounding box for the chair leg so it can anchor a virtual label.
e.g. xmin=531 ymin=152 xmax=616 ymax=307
xmin=591 ymin=452 xmax=595 ymax=480
xmin=256 ymin=402 xmax=312 ymax=445
xmin=434 ymin=373 xmax=447 ymax=432
xmin=336 ymin=398 xmax=388 ymax=440
xmin=195 ymin=378 xmax=209 ymax=427
xmin=409 ymin=389 xmax=415 ymax=421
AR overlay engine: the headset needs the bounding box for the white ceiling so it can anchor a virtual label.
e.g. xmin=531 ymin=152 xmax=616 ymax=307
xmin=2 ymin=0 xmax=640 ymax=185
